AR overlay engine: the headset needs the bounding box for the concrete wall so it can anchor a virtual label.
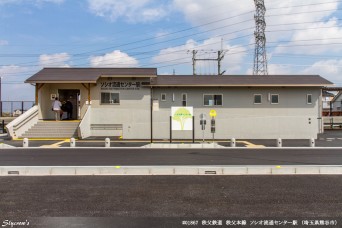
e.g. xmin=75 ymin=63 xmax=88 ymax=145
xmin=152 ymin=87 xmax=321 ymax=139
xmin=89 ymin=77 xmax=151 ymax=139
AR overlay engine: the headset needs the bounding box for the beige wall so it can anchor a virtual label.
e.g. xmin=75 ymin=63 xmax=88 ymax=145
xmin=152 ymin=87 xmax=321 ymax=139
xmin=36 ymin=79 xmax=322 ymax=139
xmin=88 ymin=77 xmax=151 ymax=138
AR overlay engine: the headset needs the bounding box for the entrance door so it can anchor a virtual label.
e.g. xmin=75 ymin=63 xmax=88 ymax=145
xmin=58 ymin=89 xmax=80 ymax=120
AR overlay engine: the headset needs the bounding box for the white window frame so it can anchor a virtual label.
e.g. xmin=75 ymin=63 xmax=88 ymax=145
xmin=203 ymin=94 xmax=223 ymax=106
xmin=271 ymin=94 xmax=279 ymax=104
xmin=100 ymin=92 xmax=120 ymax=105
xmin=161 ymin=93 xmax=166 ymax=101
xmin=307 ymin=94 xmax=312 ymax=104
xmin=254 ymin=94 xmax=262 ymax=104
xmin=182 ymin=93 xmax=187 ymax=106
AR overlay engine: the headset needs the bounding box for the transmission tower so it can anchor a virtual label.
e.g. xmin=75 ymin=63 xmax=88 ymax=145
xmin=253 ymin=0 xmax=268 ymax=75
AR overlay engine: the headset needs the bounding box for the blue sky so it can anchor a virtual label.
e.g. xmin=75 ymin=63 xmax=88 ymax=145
xmin=0 ymin=0 xmax=342 ymax=101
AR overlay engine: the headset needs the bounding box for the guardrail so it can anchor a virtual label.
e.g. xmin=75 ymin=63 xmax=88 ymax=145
xmin=0 ymin=101 xmax=35 ymax=117
xmin=0 ymin=119 xmax=4 ymax=133
xmin=323 ymin=116 xmax=342 ymax=129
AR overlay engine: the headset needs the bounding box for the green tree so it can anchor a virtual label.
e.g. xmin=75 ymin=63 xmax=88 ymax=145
xmin=172 ymin=108 xmax=192 ymax=130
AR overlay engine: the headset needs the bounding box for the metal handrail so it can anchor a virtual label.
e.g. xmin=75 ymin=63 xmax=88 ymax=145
xmin=0 ymin=101 xmax=35 ymax=117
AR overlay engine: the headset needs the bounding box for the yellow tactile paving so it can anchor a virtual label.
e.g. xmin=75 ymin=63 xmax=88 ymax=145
xmin=40 ymin=139 xmax=71 ymax=148
xmin=238 ymin=140 xmax=265 ymax=148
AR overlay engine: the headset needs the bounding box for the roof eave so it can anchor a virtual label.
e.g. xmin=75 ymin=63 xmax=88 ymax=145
xmin=147 ymin=84 xmax=332 ymax=87
xmin=25 ymin=80 xmax=97 ymax=84
xmin=101 ymin=74 xmax=157 ymax=78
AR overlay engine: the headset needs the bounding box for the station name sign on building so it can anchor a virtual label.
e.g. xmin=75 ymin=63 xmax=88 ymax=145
xmin=100 ymin=81 xmax=142 ymax=90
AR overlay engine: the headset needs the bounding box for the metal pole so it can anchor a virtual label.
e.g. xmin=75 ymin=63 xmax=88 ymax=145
xmin=1 ymin=119 xmax=4 ymax=134
xmin=170 ymin=116 xmax=172 ymax=143
xmin=150 ymin=87 xmax=153 ymax=143
xmin=192 ymin=116 xmax=195 ymax=143
xmin=21 ymin=101 xmax=24 ymax=115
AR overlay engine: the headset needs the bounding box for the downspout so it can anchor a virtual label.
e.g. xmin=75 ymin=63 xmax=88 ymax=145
xmin=319 ymin=88 xmax=323 ymax=133
xmin=150 ymin=86 xmax=153 ymax=143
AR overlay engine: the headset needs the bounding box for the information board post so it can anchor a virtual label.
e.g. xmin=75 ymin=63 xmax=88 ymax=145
xmin=200 ymin=113 xmax=207 ymax=143
xmin=211 ymin=117 xmax=215 ymax=143
xmin=192 ymin=116 xmax=195 ymax=143
xmin=170 ymin=116 xmax=172 ymax=143
xmin=209 ymin=110 xmax=217 ymax=144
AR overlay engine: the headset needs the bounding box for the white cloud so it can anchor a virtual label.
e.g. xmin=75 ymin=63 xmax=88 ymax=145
xmin=90 ymin=50 xmax=139 ymax=67
xmin=0 ymin=65 xmax=35 ymax=100
xmin=172 ymin=0 xmax=254 ymax=40
xmin=0 ymin=40 xmax=8 ymax=46
xmin=273 ymin=18 xmax=342 ymax=55
xmin=152 ymin=37 xmax=247 ymax=74
xmin=265 ymin=0 xmax=339 ymax=41
xmin=87 ymin=0 xmax=167 ymax=23
xmin=39 ymin=53 xmax=71 ymax=67
xmin=0 ymin=65 xmax=26 ymax=75
xmin=172 ymin=0 xmax=342 ymax=57
xmin=301 ymin=59 xmax=342 ymax=86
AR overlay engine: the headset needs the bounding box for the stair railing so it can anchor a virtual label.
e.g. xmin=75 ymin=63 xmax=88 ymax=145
xmin=78 ymin=106 xmax=91 ymax=139
xmin=6 ymin=105 xmax=39 ymax=139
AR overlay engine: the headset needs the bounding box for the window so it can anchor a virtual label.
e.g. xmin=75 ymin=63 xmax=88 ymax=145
xmin=307 ymin=94 xmax=312 ymax=104
xmin=254 ymin=94 xmax=262 ymax=104
xmin=161 ymin=93 xmax=166 ymax=101
xmin=271 ymin=94 xmax=279 ymax=104
xmin=101 ymin=92 xmax=120 ymax=104
xmin=182 ymin=93 xmax=187 ymax=106
xmin=204 ymin=94 xmax=223 ymax=106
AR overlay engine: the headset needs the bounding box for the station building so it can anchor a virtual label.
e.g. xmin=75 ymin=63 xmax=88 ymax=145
xmin=7 ymin=67 xmax=333 ymax=140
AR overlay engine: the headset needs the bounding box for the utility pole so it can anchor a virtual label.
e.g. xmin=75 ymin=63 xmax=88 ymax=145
xmin=192 ymin=50 xmax=198 ymax=75
xmin=253 ymin=0 xmax=268 ymax=75
xmin=191 ymin=50 xmax=227 ymax=75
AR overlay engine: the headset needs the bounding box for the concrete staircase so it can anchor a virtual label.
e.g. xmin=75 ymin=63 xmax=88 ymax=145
xmin=20 ymin=121 xmax=79 ymax=139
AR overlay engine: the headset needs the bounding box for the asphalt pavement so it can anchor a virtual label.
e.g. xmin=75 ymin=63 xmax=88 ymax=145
xmin=0 ymin=148 xmax=342 ymax=166
xmin=0 ymin=176 xmax=341 ymax=228
xmin=2 ymin=130 xmax=342 ymax=148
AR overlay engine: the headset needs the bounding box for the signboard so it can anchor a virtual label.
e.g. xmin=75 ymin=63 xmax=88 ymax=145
xmin=209 ymin=109 xmax=217 ymax=117
xmin=171 ymin=107 xmax=193 ymax=131
xmin=100 ymin=81 xmax=142 ymax=90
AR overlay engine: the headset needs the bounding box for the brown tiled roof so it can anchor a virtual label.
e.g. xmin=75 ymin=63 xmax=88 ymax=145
xmin=25 ymin=68 xmax=157 ymax=83
xmin=149 ymin=75 xmax=333 ymax=87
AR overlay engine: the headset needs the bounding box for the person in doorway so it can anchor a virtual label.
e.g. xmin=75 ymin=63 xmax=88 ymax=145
xmin=52 ymin=97 xmax=62 ymax=121
xmin=65 ymin=100 xmax=73 ymax=120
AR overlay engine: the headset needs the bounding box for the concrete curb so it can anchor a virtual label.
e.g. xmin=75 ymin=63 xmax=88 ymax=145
xmin=0 ymin=143 xmax=15 ymax=148
xmin=141 ymin=143 xmax=226 ymax=148
xmin=3 ymin=146 xmax=342 ymax=149
xmin=1 ymin=165 xmax=342 ymax=176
